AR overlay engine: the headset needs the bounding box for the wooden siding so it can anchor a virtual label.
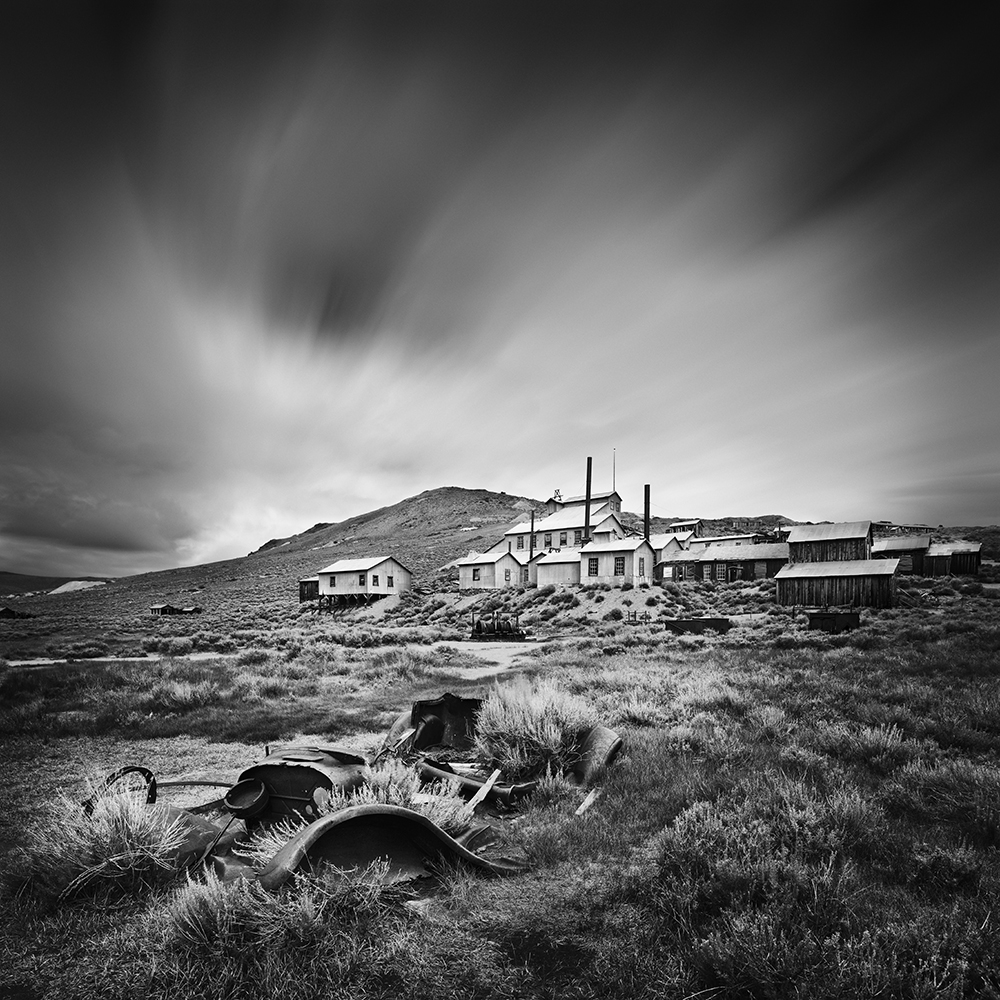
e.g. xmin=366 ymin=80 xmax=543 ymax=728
xmin=536 ymin=559 xmax=581 ymax=587
xmin=581 ymin=541 xmax=655 ymax=585
xmin=318 ymin=559 xmax=411 ymax=596
xmin=789 ymin=535 xmax=871 ymax=563
xmin=459 ymin=553 xmax=523 ymax=590
xmin=777 ymin=572 xmax=896 ymax=609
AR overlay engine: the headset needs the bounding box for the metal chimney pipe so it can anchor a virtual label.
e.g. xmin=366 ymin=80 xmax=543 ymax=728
xmin=529 ymin=510 xmax=535 ymax=561
xmin=644 ymin=484 xmax=650 ymax=541
xmin=583 ymin=457 xmax=593 ymax=543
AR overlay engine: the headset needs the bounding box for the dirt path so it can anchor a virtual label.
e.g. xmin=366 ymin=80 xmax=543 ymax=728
xmin=432 ymin=639 xmax=540 ymax=679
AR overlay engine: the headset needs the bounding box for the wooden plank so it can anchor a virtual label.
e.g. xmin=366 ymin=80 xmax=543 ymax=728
xmin=467 ymin=768 xmax=503 ymax=809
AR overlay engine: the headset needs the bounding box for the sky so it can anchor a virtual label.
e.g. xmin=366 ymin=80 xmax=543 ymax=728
xmin=1 ymin=1 xmax=998 ymax=577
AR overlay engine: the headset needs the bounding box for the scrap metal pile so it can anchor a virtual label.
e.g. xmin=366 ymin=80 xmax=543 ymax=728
xmin=88 ymin=692 xmax=624 ymax=891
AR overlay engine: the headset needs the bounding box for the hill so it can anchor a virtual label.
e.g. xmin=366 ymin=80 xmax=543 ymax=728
xmin=0 ymin=571 xmax=108 ymax=598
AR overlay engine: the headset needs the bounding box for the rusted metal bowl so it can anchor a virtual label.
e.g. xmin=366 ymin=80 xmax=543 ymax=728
xmin=224 ymin=777 xmax=269 ymax=819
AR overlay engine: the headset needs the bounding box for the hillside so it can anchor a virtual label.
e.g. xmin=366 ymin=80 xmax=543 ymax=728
xmin=0 ymin=571 xmax=108 ymax=597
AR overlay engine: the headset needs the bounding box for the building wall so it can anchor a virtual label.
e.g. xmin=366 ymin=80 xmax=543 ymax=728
xmin=459 ymin=553 xmax=524 ymax=590
xmin=776 ymin=573 xmax=896 ymax=609
xmin=536 ymin=560 xmax=581 ymax=587
xmin=789 ymin=535 xmax=871 ymax=564
xmin=581 ymin=542 xmax=654 ymax=585
xmin=319 ymin=560 xmax=411 ymax=596
xmin=699 ymin=558 xmax=786 ymax=582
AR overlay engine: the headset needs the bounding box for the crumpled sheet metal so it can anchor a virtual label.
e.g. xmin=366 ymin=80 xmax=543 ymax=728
xmin=255 ymin=804 xmax=526 ymax=890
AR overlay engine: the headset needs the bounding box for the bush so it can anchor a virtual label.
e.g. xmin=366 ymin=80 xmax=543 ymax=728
xmin=16 ymin=781 xmax=188 ymax=902
xmin=473 ymin=677 xmax=599 ymax=781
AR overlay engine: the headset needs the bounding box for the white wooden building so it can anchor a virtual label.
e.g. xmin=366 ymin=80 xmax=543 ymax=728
xmin=497 ymin=504 xmax=628 ymax=557
xmin=579 ymin=537 xmax=655 ymax=585
xmin=458 ymin=550 xmax=528 ymax=590
xmin=316 ymin=556 xmax=412 ymax=606
xmin=535 ymin=549 xmax=582 ymax=587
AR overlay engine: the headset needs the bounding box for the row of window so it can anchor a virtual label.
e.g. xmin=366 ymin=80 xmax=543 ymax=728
xmin=516 ymin=530 xmax=585 ymax=550
xmin=471 ymin=567 xmax=531 ymax=583
xmin=328 ymin=574 xmax=394 ymax=587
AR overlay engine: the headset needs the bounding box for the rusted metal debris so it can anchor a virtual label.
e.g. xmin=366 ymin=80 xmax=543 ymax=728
xmin=84 ymin=691 xmax=623 ymax=891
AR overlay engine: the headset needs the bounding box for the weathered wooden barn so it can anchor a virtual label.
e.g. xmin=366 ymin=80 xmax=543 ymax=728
xmin=697 ymin=542 xmax=790 ymax=582
xmin=871 ymin=535 xmax=931 ymax=575
xmin=580 ymin=537 xmax=655 ymax=585
xmin=658 ymin=548 xmax=705 ymax=581
xmin=775 ymin=559 xmax=899 ymax=609
xmin=458 ymin=551 xmax=527 ymax=590
xmin=923 ymin=541 xmax=982 ymax=576
xmin=316 ymin=556 xmax=412 ymax=606
xmin=786 ymin=521 xmax=872 ymax=563
xmin=298 ymin=576 xmax=320 ymax=602
xmin=535 ymin=550 xmax=582 ymax=587
xmin=0 ymin=605 xmax=16 ymax=619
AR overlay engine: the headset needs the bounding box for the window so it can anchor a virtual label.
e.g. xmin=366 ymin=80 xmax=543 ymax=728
xmin=574 ymin=530 xmax=582 ymax=545
xmin=639 ymin=557 xmax=645 ymax=576
xmin=371 ymin=574 xmax=379 ymax=587
xmin=716 ymin=564 xmax=726 ymax=581
xmin=504 ymin=569 xmax=511 ymax=582
xmin=330 ymin=575 xmax=336 ymax=587
xmin=472 ymin=567 xmax=481 ymax=581
xmin=517 ymin=535 xmax=524 ymax=549
xmin=358 ymin=573 xmax=366 ymax=586
xmin=588 ymin=557 xmax=599 ymax=577
xmin=614 ymin=556 xmax=626 ymax=576
xmin=387 ymin=575 xmax=394 ymax=588
xmin=544 ymin=533 xmax=552 ymax=548
xmin=522 ymin=568 xmax=529 ymax=583
xmin=560 ymin=532 xmax=567 ymax=546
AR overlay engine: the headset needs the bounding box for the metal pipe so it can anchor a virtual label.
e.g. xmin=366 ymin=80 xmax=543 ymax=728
xmin=644 ymin=484 xmax=650 ymax=541
xmin=583 ymin=457 xmax=592 ymax=543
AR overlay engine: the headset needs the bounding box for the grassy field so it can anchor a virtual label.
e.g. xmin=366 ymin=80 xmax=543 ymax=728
xmin=2 ymin=583 xmax=1000 ymax=998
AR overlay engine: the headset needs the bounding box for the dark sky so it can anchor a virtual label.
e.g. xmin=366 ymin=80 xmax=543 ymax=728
xmin=2 ymin=2 xmax=998 ymax=576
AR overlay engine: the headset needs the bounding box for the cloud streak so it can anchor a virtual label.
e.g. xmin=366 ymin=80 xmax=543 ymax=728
xmin=1 ymin=4 xmax=997 ymax=575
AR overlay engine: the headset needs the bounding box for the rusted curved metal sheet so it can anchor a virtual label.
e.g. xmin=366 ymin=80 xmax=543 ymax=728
xmin=256 ymin=804 xmax=526 ymax=890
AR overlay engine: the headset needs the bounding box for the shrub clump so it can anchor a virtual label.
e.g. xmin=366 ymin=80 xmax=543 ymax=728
xmin=473 ymin=678 xmax=599 ymax=781
xmin=15 ymin=781 xmax=188 ymax=902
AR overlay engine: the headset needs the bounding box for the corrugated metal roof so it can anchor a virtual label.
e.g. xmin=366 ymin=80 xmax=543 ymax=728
xmin=776 ymin=559 xmax=898 ymax=578
xmin=537 ymin=550 xmax=581 ymax=564
xmin=697 ymin=543 xmax=789 ymax=562
xmin=299 ymin=575 xmax=320 ymax=582
xmin=656 ymin=549 xmax=703 ymax=565
xmin=505 ymin=506 xmax=618 ymax=536
xmin=649 ymin=530 xmax=694 ymax=548
xmin=872 ymin=535 xmax=932 ymax=554
xmin=669 ymin=519 xmax=701 ymax=528
xmin=580 ymin=538 xmax=653 ymax=554
xmin=563 ymin=490 xmax=618 ymax=503
xmin=690 ymin=533 xmax=760 ymax=546
xmin=457 ymin=550 xmax=525 ymax=566
xmin=786 ymin=521 xmax=871 ymax=543
xmin=317 ymin=556 xmax=410 ymax=573
xmin=926 ymin=541 xmax=982 ymax=557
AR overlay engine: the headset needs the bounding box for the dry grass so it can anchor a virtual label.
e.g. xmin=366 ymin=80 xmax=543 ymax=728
xmin=473 ymin=677 xmax=599 ymax=781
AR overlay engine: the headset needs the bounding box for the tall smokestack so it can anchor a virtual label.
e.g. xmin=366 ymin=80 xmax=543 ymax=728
xmin=644 ymin=484 xmax=650 ymax=541
xmin=529 ymin=510 xmax=535 ymax=561
xmin=583 ymin=456 xmax=593 ymax=543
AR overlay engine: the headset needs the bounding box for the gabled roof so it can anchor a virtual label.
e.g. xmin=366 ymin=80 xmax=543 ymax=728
xmin=299 ymin=575 xmax=320 ymax=583
xmin=776 ymin=559 xmax=898 ymax=578
xmin=457 ymin=550 xmax=525 ymax=566
xmin=317 ymin=556 xmax=411 ymax=574
xmin=648 ymin=531 xmax=694 ymax=549
xmin=872 ymin=535 xmax=932 ymax=554
xmin=785 ymin=521 xmax=871 ymax=543
xmin=560 ymin=489 xmax=619 ymax=505
xmin=926 ymin=541 xmax=982 ymax=557
xmin=669 ymin=519 xmax=702 ymax=529
xmin=580 ymin=537 xmax=654 ymax=554
xmin=505 ymin=507 xmax=622 ymax=536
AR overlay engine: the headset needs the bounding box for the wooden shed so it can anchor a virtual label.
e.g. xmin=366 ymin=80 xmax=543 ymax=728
xmin=657 ymin=548 xmax=705 ymax=582
xmin=871 ymin=535 xmax=931 ymax=575
xmin=0 ymin=605 xmax=17 ymax=619
xmin=786 ymin=521 xmax=872 ymax=563
xmin=298 ymin=576 xmax=320 ymax=602
xmin=458 ymin=551 xmax=527 ymax=590
xmin=923 ymin=541 xmax=982 ymax=576
xmin=775 ymin=559 xmax=899 ymax=609
xmin=535 ymin=550 xmax=582 ymax=588
xmin=316 ymin=556 xmax=412 ymax=607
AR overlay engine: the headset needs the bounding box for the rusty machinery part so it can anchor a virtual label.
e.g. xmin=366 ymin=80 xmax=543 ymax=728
xmin=82 ymin=766 xmax=157 ymax=815
xmin=224 ymin=777 xmax=270 ymax=819
xmin=255 ymin=804 xmax=527 ymax=890
xmin=417 ymin=759 xmax=537 ymax=808
xmin=236 ymin=745 xmax=367 ymax=832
